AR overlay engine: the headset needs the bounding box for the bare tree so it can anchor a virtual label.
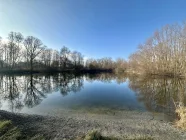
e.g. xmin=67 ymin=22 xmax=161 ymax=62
xmin=6 ymin=32 xmax=24 ymax=69
xmin=71 ymin=51 xmax=78 ymax=68
xmin=60 ymin=46 xmax=70 ymax=69
xmin=0 ymin=37 xmax=4 ymax=68
xmin=128 ymin=23 xmax=186 ymax=77
xmin=115 ymin=58 xmax=127 ymax=73
xmin=24 ymin=36 xmax=46 ymax=72
xmin=71 ymin=51 xmax=84 ymax=69
xmin=51 ymin=50 xmax=60 ymax=69
xmin=40 ymin=49 xmax=52 ymax=68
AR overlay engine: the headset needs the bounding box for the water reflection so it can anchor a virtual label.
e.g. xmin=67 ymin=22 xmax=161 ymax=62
xmin=85 ymin=73 xmax=127 ymax=84
xmin=0 ymin=76 xmax=24 ymax=112
xmin=128 ymin=75 xmax=186 ymax=115
xmin=59 ymin=74 xmax=84 ymax=96
xmin=0 ymin=73 xmax=84 ymax=112
xmin=24 ymin=74 xmax=46 ymax=108
xmin=0 ymin=73 xmax=186 ymax=118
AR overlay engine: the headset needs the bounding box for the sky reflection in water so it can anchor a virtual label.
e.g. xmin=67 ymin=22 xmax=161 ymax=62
xmin=0 ymin=73 xmax=185 ymax=119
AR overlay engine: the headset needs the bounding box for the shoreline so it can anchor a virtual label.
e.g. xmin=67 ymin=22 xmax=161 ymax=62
xmin=0 ymin=110 xmax=186 ymax=140
xmin=0 ymin=69 xmax=113 ymax=75
xmin=0 ymin=70 xmax=184 ymax=80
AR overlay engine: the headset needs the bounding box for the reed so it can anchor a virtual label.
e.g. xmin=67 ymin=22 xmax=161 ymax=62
xmin=175 ymin=103 xmax=186 ymax=130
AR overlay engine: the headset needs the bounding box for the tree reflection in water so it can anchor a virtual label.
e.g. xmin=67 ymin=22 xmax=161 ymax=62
xmin=24 ymin=74 xmax=46 ymax=108
xmin=0 ymin=73 xmax=186 ymax=116
xmin=128 ymin=75 xmax=186 ymax=116
xmin=0 ymin=73 xmax=84 ymax=112
xmin=0 ymin=75 xmax=24 ymax=112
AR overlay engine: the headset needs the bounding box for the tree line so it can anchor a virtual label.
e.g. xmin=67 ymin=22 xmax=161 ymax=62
xmin=128 ymin=22 xmax=186 ymax=77
xmin=3 ymin=21 xmax=184 ymax=76
xmin=0 ymin=32 xmax=84 ymax=72
xmin=0 ymin=32 xmax=127 ymax=73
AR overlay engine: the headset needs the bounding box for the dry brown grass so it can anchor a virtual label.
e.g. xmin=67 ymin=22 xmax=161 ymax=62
xmin=175 ymin=103 xmax=186 ymax=130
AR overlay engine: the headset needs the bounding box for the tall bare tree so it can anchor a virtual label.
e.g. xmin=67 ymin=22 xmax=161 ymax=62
xmin=0 ymin=37 xmax=4 ymax=68
xmin=24 ymin=36 xmax=46 ymax=72
xmin=60 ymin=46 xmax=70 ymax=69
xmin=71 ymin=51 xmax=84 ymax=69
xmin=51 ymin=50 xmax=60 ymax=69
xmin=7 ymin=32 xmax=23 ymax=69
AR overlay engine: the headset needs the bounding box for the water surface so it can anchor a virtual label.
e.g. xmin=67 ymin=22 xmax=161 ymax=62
xmin=0 ymin=73 xmax=185 ymax=121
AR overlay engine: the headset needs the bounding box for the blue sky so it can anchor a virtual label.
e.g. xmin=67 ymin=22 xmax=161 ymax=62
xmin=0 ymin=0 xmax=186 ymax=59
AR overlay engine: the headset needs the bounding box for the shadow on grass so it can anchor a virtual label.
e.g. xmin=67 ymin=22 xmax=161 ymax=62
xmin=76 ymin=131 xmax=154 ymax=140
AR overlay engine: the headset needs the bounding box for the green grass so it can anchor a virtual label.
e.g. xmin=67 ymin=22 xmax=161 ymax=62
xmin=0 ymin=120 xmax=12 ymax=130
xmin=0 ymin=120 xmax=45 ymax=140
xmin=0 ymin=120 xmax=22 ymax=140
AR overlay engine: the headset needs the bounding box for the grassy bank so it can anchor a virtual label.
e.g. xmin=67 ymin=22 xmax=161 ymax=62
xmin=0 ymin=120 xmax=44 ymax=140
xmin=0 ymin=122 xmax=153 ymax=140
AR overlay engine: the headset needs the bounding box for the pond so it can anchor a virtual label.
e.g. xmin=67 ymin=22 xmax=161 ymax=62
xmin=0 ymin=73 xmax=185 ymax=121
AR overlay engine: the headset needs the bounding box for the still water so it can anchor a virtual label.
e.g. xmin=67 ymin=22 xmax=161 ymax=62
xmin=0 ymin=73 xmax=185 ymax=120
